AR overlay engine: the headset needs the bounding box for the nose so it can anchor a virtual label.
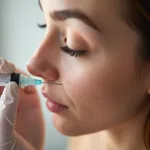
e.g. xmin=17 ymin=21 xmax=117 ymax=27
xmin=27 ymin=27 xmax=60 ymax=82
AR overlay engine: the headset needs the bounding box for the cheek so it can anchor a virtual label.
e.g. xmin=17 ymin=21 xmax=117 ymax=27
xmin=63 ymin=65 xmax=116 ymax=118
xmin=64 ymin=67 xmax=95 ymax=99
xmin=63 ymin=61 xmax=143 ymax=125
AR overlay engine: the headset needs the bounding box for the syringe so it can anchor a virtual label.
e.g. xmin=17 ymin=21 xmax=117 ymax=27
xmin=0 ymin=73 xmax=62 ymax=87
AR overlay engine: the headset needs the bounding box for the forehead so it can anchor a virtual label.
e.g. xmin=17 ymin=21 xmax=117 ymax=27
xmin=40 ymin=0 xmax=127 ymax=33
xmin=41 ymin=0 xmax=124 ymax=17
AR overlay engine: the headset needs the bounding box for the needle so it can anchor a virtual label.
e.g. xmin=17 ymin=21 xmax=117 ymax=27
xmin=42 ymin=82 xmax=62 ymax=85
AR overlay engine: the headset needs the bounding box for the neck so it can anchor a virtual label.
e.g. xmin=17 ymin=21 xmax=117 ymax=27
xmin=100 ymin=109 xmax=148 ymax=150
xmin=68 ymin=108 xmax=149 ymax=150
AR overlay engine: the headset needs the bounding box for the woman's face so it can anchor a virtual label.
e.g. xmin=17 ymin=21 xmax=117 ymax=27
xmin=27 ymin=0 xmax=149 ymax=136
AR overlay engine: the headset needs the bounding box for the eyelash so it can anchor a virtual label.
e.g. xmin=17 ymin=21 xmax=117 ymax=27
xmin=38 ymin=23 xmax=47 ymax=28
xmin=61 ymin=46 xmax=87 ymax=57
xmin=38 ymin=23 xmax=87 ymax=57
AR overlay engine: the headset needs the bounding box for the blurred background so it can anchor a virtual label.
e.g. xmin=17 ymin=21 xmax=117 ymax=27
xmin=0 ymin=0 xmax=68 ymax=149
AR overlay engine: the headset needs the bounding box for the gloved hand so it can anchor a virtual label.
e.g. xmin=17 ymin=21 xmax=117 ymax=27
xmin=0 ymin=83 xmax=36 ymax=149
xmin=0 ymin=58 xmax=44 ymax=150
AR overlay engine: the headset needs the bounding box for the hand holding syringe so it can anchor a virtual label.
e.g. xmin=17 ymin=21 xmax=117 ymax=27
xmin=0 ymin=57 xmax=45 ymax=150
xmin=0 ymin=73 xmax=62 ymax=87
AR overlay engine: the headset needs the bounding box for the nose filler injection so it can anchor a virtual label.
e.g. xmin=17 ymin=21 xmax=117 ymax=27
xmin=0 ymin=73 xmax=62 ymax=87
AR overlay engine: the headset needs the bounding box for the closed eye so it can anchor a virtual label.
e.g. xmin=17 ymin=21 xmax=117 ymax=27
xmin=38 ymin=23 xmax=47 ymax=28
xmin=60 ymin=46 xmax=87 ymax=57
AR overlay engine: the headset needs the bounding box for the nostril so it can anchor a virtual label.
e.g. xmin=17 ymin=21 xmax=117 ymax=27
xmin=64 ymin=38 xmax=67 ymax=43
xmin=26 ymin=58 xmax=59 ymax=82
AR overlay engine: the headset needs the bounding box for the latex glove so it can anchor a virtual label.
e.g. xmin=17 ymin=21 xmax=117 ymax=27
xmin=0 ymin=83 xmax=35 ymax=150
xmin=0 ymin=58 xmax=35 ymax=150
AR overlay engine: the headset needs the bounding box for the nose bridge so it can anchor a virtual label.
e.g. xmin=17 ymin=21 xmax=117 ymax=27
xmin=39 ymin=25 xmax=59 ymax=58
xmin=27 ymin=25 xmax=60 ymax=80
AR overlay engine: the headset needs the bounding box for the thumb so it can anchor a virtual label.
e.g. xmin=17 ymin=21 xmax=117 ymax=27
xmin=0 ymin=82 xmax=19 ymax=137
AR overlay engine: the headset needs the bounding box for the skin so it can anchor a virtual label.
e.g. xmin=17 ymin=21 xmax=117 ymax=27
xmin=27 ymin=0 xmax=150 ymax=149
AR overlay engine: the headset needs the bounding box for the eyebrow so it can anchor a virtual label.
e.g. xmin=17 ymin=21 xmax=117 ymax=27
xmin=38 ymin=0 xmax=99 ymax=32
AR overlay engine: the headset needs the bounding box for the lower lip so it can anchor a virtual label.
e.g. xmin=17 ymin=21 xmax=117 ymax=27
xmin=46 ymin=99 xmax=68 ymax=113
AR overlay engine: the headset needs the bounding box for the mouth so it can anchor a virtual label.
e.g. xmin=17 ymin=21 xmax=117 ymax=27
xmin=42 ymin=91 xmax=69 ymax=113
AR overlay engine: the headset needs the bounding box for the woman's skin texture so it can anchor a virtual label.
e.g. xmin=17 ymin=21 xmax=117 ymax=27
xmin=27 ymin=0 xmax=150 ymax=150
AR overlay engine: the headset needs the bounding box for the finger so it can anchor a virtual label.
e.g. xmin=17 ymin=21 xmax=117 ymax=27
xmin=24 ymin=85 xmax=37 ymax=94
xmin=0 ymin=57 xmax=15 ymax=74
xmin=0 ymin=82 xmax=19 ymax=137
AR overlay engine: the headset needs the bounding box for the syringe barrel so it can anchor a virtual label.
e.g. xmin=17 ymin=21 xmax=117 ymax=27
xmin=0 ymin=73 xmax=42 ymax=87
xmin=0 ymin=73 xmax=20 ymax=86
xmin=19 ymin=74 xmax=36 ymax=87
xmin=0 ymin=74 xmax=11 ymax=86
xmin=0 ymin=73 xmax=22 ymax=87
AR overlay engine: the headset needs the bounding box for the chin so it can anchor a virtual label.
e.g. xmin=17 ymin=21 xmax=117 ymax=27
xmin=53 ymin=121 xmax=83 ymax=136
xmin=56 ymin=127 xmax=83 ymax=136
xmin=52 ymin=114 xmax=99 ymax=136
xmin=52 ymin=114 xmax=86 ymax=136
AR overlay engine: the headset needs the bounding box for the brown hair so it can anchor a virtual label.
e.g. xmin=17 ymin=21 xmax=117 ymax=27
xmin=130 ymin=0 xmax=150 ymax=149
xmin=144 ymin=112 xmax=150 ymax=150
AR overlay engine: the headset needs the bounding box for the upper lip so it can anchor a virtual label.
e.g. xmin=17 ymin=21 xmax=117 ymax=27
xmin=42 ymin=91 xmax=66 ymax=106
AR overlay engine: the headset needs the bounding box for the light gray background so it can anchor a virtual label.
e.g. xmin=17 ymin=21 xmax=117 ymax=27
xmin=0 ymin=0 xmax=68 ymax=150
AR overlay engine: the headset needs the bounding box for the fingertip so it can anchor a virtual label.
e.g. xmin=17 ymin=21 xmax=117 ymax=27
xmin=24 ymin=85 xmax=37 ymax=94
xmin=0 ymin=57 xmax=4 ymax=65
xmin=9 ymin=82 xmax=18 ymax=88
xmin=11 ymin=81 xmax=19 ymax=91
xmin=0 ymin=58 xmax=16 ymax=74
xmin=8 ymin=63 xmax=16 ymax=73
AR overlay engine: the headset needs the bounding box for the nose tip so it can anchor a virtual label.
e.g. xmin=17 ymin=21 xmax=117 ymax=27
xmin=26 ymin=62 xmax=42 ymax=77
xmin=26 ymin=58 xmax=59 ymax=83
